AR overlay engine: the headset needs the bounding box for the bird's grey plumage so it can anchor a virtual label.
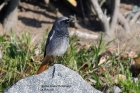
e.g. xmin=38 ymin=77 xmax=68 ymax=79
xmin=44 ymin=17 xmax=70 ymax=57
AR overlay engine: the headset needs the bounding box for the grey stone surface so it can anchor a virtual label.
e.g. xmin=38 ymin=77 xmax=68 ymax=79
xmin=110 ymin=85 xmax=122 ymax=93
xmin=3 ymin=64 xmax=102 ymax=93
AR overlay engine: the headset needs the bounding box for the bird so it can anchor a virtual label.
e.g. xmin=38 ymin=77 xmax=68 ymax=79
xmin=37 ymin=16 xmax=73 ymax=74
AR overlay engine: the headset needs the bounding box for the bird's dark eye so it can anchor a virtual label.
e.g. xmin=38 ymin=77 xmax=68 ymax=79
xmin=64 ymin=19 xmax=69 ymax=23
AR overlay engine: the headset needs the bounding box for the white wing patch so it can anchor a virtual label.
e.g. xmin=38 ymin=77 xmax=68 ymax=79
xmin=49 ymin=30 xmax=55 ymax=41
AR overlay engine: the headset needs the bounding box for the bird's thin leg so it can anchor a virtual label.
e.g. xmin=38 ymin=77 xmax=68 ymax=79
xmin=51 ymin=55 xmax=54 ymax=63
xmin=49 ymin=56 xmax=55 ymax=65
xmin=57 ymin=56 xmax=62 ymax=64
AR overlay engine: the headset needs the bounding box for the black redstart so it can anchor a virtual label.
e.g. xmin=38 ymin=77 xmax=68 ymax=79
xmin=37 ymin=16 xmax=73 ymax=74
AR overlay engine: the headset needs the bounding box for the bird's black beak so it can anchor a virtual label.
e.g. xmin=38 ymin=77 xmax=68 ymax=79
xmin=69 ymin=17 xmax=74 ymax=22
xmin=65 ymin=18 xmax=74 ymax=23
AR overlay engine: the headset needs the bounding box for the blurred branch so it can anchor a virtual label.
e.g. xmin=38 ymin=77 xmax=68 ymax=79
xmin=99 ymin=0 xmax=106 ymax=7
xmin=130 ymin=11 xmax=140 ymax=25
xmin=110 ymin=0 xmax=120 ymax=32
xmin=118 ymin=12 xmax=130 ymax=32
xmin=91 ymin=0 xmax=130 ymax=38
xmin=3 ymin=0 xmax=19 ymax=31
xmin=91 ymin=0 xmax=110 ymax=35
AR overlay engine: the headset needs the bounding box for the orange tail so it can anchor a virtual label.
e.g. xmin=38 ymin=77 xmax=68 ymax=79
xmin=37 ymin=55 xmax=51 ymax=74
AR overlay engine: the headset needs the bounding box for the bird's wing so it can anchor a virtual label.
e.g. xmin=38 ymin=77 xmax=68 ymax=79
xmin=44 ymin=30 xmax=55 ymax=57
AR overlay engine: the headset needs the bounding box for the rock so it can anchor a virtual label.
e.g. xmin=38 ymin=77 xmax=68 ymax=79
xmin=3 ymin=64 xmax=102 ymax=93
xmin=110 ymin=85 xmax=122 ymax=93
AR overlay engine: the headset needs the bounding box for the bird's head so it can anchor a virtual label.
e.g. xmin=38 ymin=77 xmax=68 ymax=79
xmin=52 ymin=16 xmax=73 ymax=30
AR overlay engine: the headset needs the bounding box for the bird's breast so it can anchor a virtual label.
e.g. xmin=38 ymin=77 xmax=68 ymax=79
xmin=46 ymin=36 xmax=69 ymax=56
